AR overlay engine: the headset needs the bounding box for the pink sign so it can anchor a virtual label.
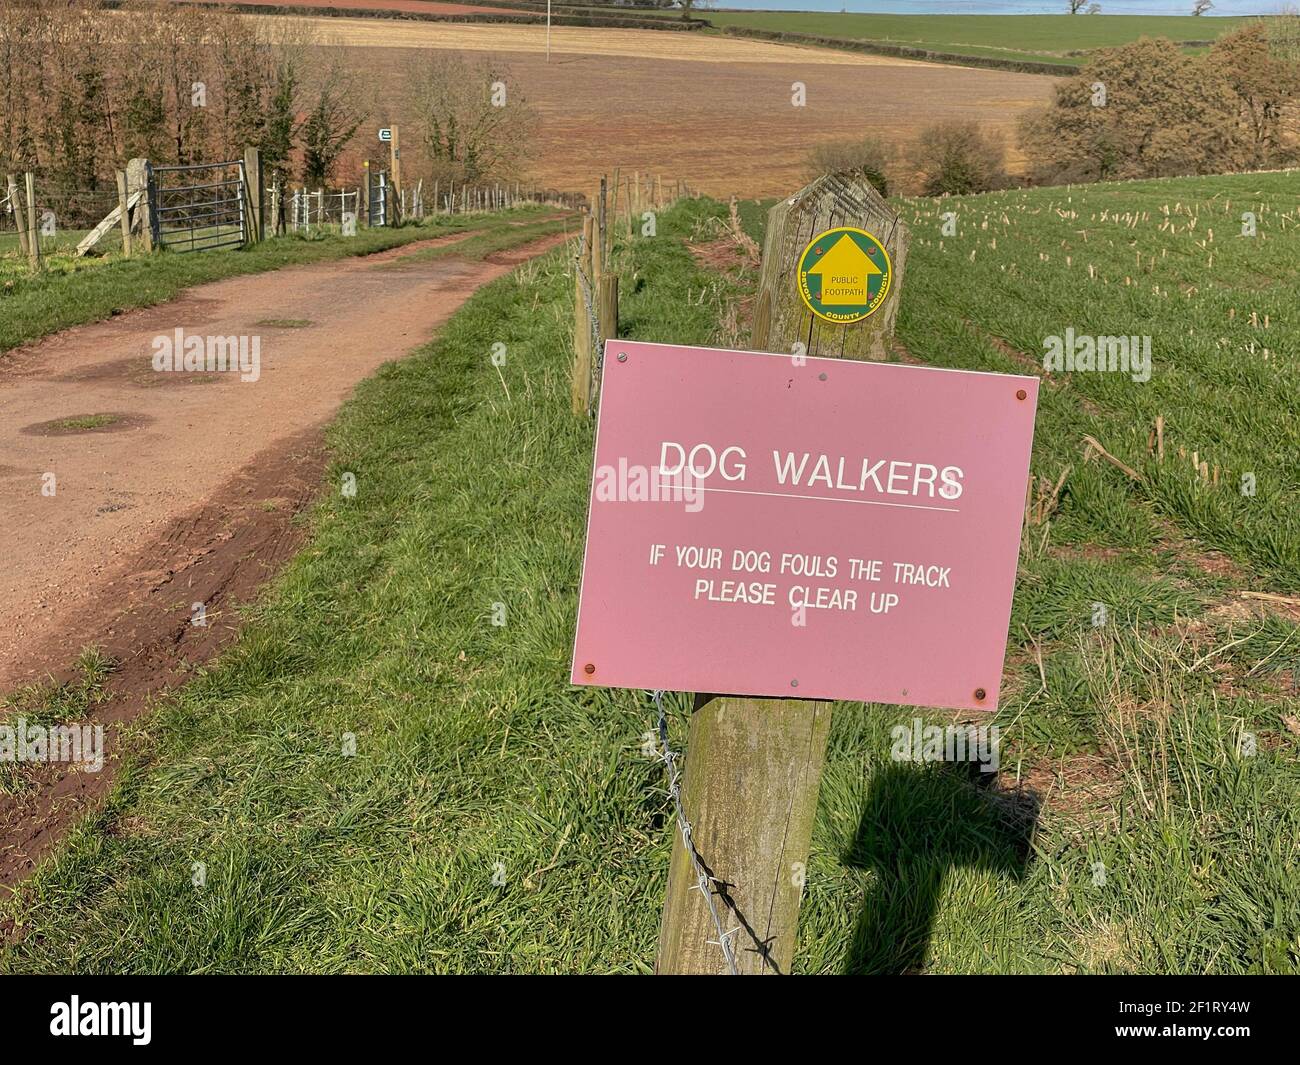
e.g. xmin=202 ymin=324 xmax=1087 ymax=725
xmin=570 ymin=341 xmax=1039 ymax=711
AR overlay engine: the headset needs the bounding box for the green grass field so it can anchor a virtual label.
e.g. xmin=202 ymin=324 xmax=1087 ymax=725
xmin=1 ymin=173 xmax=1297 ymax=973
xmin=626 ymin=8 xmax=1263 ymax=66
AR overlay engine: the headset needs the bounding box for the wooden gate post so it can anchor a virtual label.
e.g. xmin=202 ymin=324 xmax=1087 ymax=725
xmin=656 ymin=172 xmax=909 ymax=975
xmin=243 ymin=147 xmax=263 ymax=243
xmin=126 ymin=158 xmax=153 ymax=253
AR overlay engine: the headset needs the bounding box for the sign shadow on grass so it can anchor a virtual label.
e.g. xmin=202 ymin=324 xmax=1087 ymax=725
xmin=840 ymin=758 xmax=1041 ymax=975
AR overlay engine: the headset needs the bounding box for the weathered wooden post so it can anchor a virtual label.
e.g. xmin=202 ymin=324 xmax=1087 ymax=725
xmin=243 ymin=147 xmax=264 ymax=243
xmin=591 ymin=188 xmax=604 ymax=288
xmin=596 ymin=175 xmax=607 ymax=264
xmin=571 ymin=212 xmax=595 ymax=415
xmin=607 ymin=167 xmax=620 ymax=260
xmin=115 ymin=170 xmax=132 ymax=256
xmin=7 ymin=174 xmax=30 ymax=258
xmin=25 ymin=172 xmax=40 ymax=268
xmin=599 ymin=274 xmax=618 ymax=344
xmin=389 ymin=124 xmax=402 ymax=224
xmin=656 ymin=172 xmax=909 ymax=975
xmin=126 ymin=158 xmax=153 ymax=253
xmin=270 ymin=180 xmax=282 ymax=236
xmin=753 ymin=173 xmax=908 ymax=360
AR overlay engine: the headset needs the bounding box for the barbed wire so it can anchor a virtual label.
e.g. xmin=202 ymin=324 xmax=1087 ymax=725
xmin=651 ymin=689 xmax=740 ymax=975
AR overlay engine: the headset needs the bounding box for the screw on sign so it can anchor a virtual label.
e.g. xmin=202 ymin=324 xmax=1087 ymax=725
xmin=797 ymin=227 xmax=893 ymax=324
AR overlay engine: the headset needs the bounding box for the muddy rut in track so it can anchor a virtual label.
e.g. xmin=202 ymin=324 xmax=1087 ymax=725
xmin=0 ymin=227 xmax=571 ymax=889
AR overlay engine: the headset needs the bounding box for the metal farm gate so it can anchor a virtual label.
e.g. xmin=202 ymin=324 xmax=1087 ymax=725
xmin=149 ymin=159 xmax=248 ymax=253
xmin=368 ymin=170 xmax=389 ymax=227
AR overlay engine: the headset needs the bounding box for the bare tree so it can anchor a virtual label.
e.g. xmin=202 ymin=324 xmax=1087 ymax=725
xmin=300 ymin=54 xmax=362 ymax=186
xmin=677 ymin=0 xmax=713 ymax=19
xmin=405 ymin=53 xmax=537 ymax=186
xmin=909 ymin=121 xmax=1007 ymax=196
xmin=805 ymin=136 xmax=892 ymax=194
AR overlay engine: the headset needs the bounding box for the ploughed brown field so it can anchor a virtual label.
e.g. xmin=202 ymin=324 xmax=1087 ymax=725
xmin=179 ymin=0 xmax=519 ymax=14
xmin=264 ymin=19 xmax=1057 ymax=197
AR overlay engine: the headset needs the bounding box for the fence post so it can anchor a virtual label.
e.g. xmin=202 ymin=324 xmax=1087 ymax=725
xmin=25 ymin=172 xmax=41 ymax=268
xmin=655 ymin=172 xmax=910 ymax=975
xmin=270 ymin=180 xmax=282 ymax=236
xmin=389 ymin=124 xmax=402 ymax=224
xmin=571 ymin=212 xmax=594 ymax=415
xmin=127 ymin=158 xmax=153 ymax=253
xmin=591 ymin=186 xmax=604 ymax=289
xmin=6 ymin=173 xmax=29 ymax=258
xmin=607 ymin=167 xmax=620 ymax=259
xmin=115 ymin=169 xmax=132 ymax=256
xmin=243 ymin=146 xmax=263 ymax=243
xmin=598 ymin=273 xmax=618 ymax=344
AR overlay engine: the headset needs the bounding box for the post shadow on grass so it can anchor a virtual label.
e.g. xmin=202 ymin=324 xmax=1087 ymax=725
xmin=841 ymin=759 xmax=1041 ymax=975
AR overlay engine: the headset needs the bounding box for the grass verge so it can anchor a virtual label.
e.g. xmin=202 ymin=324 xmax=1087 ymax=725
xmin=2 ymin=186 xmax=1297 ymax=974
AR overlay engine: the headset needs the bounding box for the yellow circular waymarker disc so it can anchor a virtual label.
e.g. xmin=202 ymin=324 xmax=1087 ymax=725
xmin=796 ymin=226 xmax=892 ymax=325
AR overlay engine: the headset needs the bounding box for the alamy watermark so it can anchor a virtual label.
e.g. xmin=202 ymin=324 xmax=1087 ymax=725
xmin=592 ymin=457 xmax=704 ymax=512
xmin=0 ymin=718 xmax=104 ymax=772
xmin=152 ymin=328 xmax=261 ymax=382
xmin=891 ymin=717 xmax=1000 ymax=773
xmin=1043 ymin=328 xmax=1151 ymax=383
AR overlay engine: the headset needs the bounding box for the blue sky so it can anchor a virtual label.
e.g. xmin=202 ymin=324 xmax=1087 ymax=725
xmin=719 ymin=1 xmax=1284 ymax=14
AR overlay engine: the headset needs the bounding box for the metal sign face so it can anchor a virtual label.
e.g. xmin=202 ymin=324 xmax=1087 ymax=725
xmin=570 ymin=341 xmax=1039 ymax=711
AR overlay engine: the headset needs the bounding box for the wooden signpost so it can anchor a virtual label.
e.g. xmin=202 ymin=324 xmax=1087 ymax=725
xmin=569 ymin=173 xmax=1036 ymax=974
xmin=752 ymin=173 xmax=907 ymax=361
xmin=388 ymin=125 xmax=402 ymax=225
xmin=659 ymin=174 xmax=909 ymax=974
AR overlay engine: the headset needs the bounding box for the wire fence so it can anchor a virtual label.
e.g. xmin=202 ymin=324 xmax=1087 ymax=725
xmin=436 ymin=182 xmax=584 ymax=216
xmin=1 ymin=174 xmax=125 ymax=256
xmin=571 ymin=171 xmax=697 ymax=415
xmin=284 ymin=186 xmax=362 ymax=230
xmin=2 ymin=162 xmax=593 ymax=270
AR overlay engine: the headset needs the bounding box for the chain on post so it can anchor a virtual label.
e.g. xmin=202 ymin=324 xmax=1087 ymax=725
xmin=651 ymin=690 xmax=740 ymax=975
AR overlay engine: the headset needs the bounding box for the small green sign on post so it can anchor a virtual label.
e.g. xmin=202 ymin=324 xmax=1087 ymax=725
xmin=797 ymin=226 xmax=893 ymax=325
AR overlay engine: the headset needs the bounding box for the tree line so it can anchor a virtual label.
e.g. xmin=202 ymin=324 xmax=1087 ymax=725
xmin=809 ymin=22 xmax=1300 ymax=196
xmin=0 ymin=0 xmax=538 ymax=211
xmin=0 ymin=1 xmax=357 ymax=192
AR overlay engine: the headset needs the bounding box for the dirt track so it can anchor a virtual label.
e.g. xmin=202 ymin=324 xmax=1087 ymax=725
xmin=0 ymin=228 xmax=570 ymax=887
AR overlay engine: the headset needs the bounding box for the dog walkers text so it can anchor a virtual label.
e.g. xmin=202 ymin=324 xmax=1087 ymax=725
xmin=659 ymin=442 xmax=965 ymax=501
